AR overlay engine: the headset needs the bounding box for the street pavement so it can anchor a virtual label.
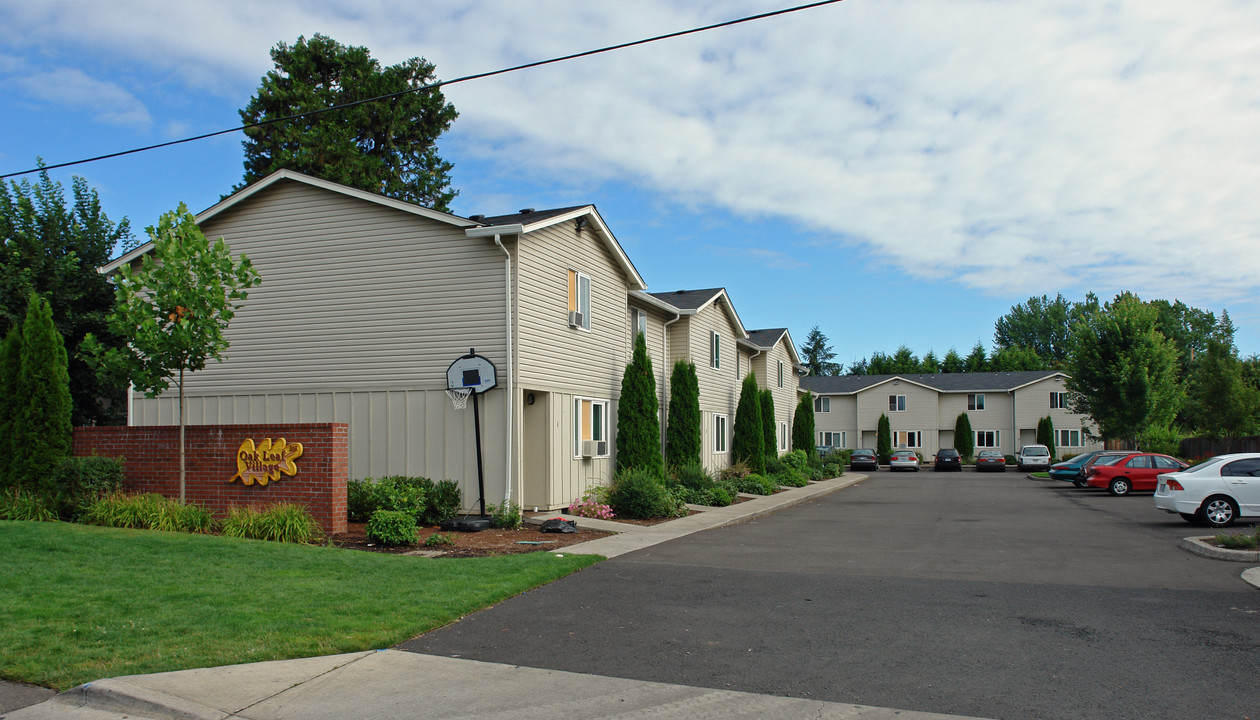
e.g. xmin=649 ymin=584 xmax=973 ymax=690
xmin=5 ymin=471 xmax=1258 ymax=719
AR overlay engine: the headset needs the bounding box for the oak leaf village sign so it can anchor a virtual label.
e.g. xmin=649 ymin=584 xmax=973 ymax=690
xmin=229 ymin=438 xmax=304 ymax=486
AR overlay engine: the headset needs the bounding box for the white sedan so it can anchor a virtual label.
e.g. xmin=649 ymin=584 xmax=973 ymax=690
xmin=1154 ymin=453 xmax=1260 ymax=527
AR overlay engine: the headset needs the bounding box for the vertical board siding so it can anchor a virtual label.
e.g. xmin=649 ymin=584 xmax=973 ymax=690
xmin=170 ymin=180 xmax=506 ymax=395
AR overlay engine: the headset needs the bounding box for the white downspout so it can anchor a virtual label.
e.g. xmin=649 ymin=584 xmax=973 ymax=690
xmin=494 ymin=234 xmax=514 ymax=504
xmin=661 ymin=313 xmax=681 ymax=447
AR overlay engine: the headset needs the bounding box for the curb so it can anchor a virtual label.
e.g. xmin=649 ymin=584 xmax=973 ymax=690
xmin=52 ymin=678 xmax=227 ymax=719
xmin=1178 ymin=536 xmax=1260 ymax=562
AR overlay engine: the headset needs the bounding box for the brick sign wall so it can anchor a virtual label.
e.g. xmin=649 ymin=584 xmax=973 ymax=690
xmin=73 ymin=423 xmax=348 ymax=535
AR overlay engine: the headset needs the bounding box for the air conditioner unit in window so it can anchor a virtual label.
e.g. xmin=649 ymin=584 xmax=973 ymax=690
xmin=568 ymin=311 xmax=584 ymax=328
xmin=580 ymin=440 xmax=596 ymax=458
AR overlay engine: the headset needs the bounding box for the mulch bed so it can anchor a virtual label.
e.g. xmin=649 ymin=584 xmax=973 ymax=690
xmin=329 ymin=522 xmax=612 ymax=558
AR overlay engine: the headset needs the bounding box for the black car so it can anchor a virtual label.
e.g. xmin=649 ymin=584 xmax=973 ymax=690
xmin=934 ymin=448 xmax=962 ymax=471
xmin=850 ymin=448 xmax=879 ymax=471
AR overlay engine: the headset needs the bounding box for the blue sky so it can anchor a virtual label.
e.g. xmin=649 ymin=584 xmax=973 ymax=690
xmin=4 ymin=0 xmax=1260 ymax=366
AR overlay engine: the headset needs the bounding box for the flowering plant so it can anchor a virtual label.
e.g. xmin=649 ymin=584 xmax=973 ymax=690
xmin=567 ymin=497 xmax=616 ymax=520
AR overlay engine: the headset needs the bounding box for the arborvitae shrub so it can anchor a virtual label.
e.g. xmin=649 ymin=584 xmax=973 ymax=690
xmin=666 ymin=360 xmax=701 ymax=469
xmin=732 ymin=374 xmax=765 ymax=474
xmin=616 ymin=332 xmax=664 ymax=478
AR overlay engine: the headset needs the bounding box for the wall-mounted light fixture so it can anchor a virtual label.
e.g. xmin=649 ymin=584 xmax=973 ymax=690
xmin=575 ymin=217 xmax=588 ymax=233
xmin=526 ymin=393 xmax=536 ymax=405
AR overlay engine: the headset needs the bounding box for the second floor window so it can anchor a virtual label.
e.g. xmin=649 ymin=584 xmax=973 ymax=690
xmin=710 ymin=331 xmax=721 ymax=369
xmin=814 ymin=396 xmax=830 ymax=413
xmin=968 ymin=393 xmax=985 ymax=411
xmin=1051 ymin=391 xmax=1067 ymax=409
xmin=778 ymin=361 xmax=784 ymax=388
xmin=567 ymin=269 xmax=591 ymax=331
xmin=889 ymin=394 xmax=906 ymax=412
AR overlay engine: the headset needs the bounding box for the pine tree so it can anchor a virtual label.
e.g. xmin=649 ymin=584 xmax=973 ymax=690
xmin=666 ymin=360 xmax=701 ymax=469
xmin=792 ymin=391 xmax=816 ymax=460
xmin=616 ymin=332 xmax=664 ymax=478
xmin=732 ymin=374 xmax=765 ymax=474
xmin=0 ymin=325 xmax=22 ymax=489
xmin=760 ymin=389 xmax=777 ymax=459
xmin=955 ymin=413 xmax=974 ymax=460
xmin=877 ymin=414 xmax=892 ymax=463
xmin=1038 ymin=416 xmax=1056 ymax=459
xmin=12 ymin=293 xmax=72 ymax=496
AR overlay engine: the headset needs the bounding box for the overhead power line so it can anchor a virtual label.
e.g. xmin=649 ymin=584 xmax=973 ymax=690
xmin=1 ymin=0 xmax=845 ymax=180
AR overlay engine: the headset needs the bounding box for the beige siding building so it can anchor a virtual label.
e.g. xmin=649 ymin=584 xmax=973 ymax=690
xmin=108 ymin=170 xmax=804 ymax=514
xmin=802 ymin=371 xmax=1102 ymax=459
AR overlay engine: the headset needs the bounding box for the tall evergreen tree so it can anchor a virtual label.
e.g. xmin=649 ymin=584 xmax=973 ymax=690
xmin=799 ymin=325 xmax=841 ymax=376
xmin=616 ymin=332 xmax=664 ymax=478
xmin=665 ymin=360 xmax=701 ymax=469
xmin=1037 ymin=416 xmax=1056 ymax=459
xmin=759 ymin=389 xmax=777 ymax=459
xmin=877 ymin=413 xmax=892 ymax=463
xmin=921 ymin=350 xmax=941 ymax=373
xmin=0 ymin=326 xmax=22 ymax=489
xmin=792 ymin=391 xmax=816 ymax=459
xmin=732 ymin=374 xmax=765 ymax=474
xmin=238 ymin=34 xmax=460 ymax=211
xmin=942 ymin=349 xmax=965 ymax=373
xmin=964 ymin=342 xmax=989 ymax=373
xmin=954 ymin=412 xmax=974 ymax=459
xmin=1185 ymin=328 xmax=1260 ymax=439
xmin=12 ymin=293 xmax=72 ymax=496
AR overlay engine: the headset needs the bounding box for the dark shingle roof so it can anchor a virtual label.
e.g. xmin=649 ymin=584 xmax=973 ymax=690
xmin=745 ymin=328 xmax=788 ymax=349
xmin=647 ymin=288 xmax=725 ymax=311
xmin=800 ymin=370 xmax=1063 ymax=395
xmin=474 ymin=206 xmax=588 ymax=226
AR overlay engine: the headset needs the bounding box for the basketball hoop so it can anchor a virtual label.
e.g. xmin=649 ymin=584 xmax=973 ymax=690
xmin=445 ymin=387 xmax=473 ymax=410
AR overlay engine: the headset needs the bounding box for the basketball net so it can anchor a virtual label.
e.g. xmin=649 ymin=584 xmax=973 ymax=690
xmin=446 ymin=387 xmax=473 ymax=410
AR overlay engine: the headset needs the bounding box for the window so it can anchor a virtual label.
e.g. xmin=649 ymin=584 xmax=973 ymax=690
xmin=1050 ymin=391 xmax=1068 ymax=409
xmin=968 ymin=393 xmax=985 ymax=411
xmin=710 ymin=331 xmax=721 ymax=369
xmin=778 ymin=361 xmax=784 ymax=388
xmin=632 ymin=308 xmax=646 ymax=338
xmin=889 ymin=394 xmax=906 ymax=412
xmin=1057 ymin=429 xmax=1081 ymax=447
xmin=814 ymin=396 xmax=831 ymax=413
xmin=567 ymin=269 xmax=591 ymax=331
xmin=1153 ymin=456 xmax=1182 ymax=470
xmin=975 ymin=430 xmax=1000 ymax=448
xmin=819 ymin=431 xmax=846 ymax=448
xmin=779 ymin=422 xmax=788 ymax=451
xmin=1125 ymin=455 xmax=1152 ymax=469
xmin=892 ymin=430 xmax=921 ymax=448
xmin=573 ymin=397 xmax=609 ymax=457
xmin=1222 ymin=458 xmax=1260 ymax=477
xmin=714 ymin=414 xmax=728 ymax=453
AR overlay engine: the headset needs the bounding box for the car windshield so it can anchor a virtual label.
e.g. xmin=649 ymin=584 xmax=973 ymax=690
xmin=1023 ymin=447 xmax=1048 ymax=456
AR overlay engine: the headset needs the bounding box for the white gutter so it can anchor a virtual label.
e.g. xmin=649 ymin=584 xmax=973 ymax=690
xmin=494 ymin=233 xmax=514 ymax=504
xmin=661 ymin=312 xmax=682 ymax=447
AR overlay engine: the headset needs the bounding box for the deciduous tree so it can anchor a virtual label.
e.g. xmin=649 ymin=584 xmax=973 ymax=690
xmin=238 ymin=34 xmax=459 ymax=211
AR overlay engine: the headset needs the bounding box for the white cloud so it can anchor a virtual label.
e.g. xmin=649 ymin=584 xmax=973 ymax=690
xmin=11 ymin=68 xmax=152 ymax=126
xmin=4 ymin=0 xmax=1260 ymax=311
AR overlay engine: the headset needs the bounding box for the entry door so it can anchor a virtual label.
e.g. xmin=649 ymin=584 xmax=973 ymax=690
xmin=521 ymin=390 xmax=550 ymax=511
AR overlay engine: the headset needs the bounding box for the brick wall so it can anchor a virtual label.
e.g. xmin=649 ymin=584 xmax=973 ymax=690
xmin=73 ymin=423 xmax=348 ymax=535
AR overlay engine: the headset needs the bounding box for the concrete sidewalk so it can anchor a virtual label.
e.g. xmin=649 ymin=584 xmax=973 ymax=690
xmin=5 ymin=650 xmax=988 ymax=720
xmin=5 ymin=476 xmax=899 ymax=720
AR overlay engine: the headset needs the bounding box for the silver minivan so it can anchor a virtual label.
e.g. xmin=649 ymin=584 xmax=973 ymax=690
xmin=1016 ymin=444 xmax=1051 ymax=472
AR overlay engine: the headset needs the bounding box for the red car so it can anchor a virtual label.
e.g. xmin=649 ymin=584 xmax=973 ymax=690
xmin=1085 ymin=452 xmax=1188 ymax=496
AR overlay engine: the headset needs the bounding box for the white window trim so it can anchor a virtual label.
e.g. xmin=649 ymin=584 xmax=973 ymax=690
xmin=1057 ymin=429 xmax=1081 ymax=448
xmin=573 ymin=396 xmax=610 ymax=458
xmin=568 ymin=269 xmax=592 ymax=332
xmin=633 ymin=308 xmax=646 ymax=338
xmin=710 ymin=331 xmax=721 ymax=369
xmin=777 ymin=361 xmax=784 ymax=388
xmin=819 ymin=431 xmax=846 ymax=448
xmin=1051 ymin=391 xmax=1067 ymax=410
xmin=893 ymin=430 xmax=921 ymax=448
xmin=714 ymin=414 xmax=728 ymax=454
xmin=779 ymin=421 xmax=788 ymax=451
xmin=815 ymin=396 xmax=831 ymax=413
xmin=975 ymin=430 xmax=1001 ymax=448
xmin=968 ymin=393 xmax=985 ymax=411
xmin=889 ymin=394 xmax=906 ymax=412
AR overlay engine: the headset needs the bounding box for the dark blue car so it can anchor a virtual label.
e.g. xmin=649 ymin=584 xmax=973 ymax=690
xmin=1048 ymin=451 xmax=1104 ymax=487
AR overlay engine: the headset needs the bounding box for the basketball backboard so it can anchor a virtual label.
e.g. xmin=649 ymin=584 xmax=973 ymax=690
xmin=446 ymin=350 xmax=497 ymax=394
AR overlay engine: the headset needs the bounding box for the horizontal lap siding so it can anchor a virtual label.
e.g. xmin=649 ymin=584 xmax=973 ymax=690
xmin=941 ymin=392 xmax=1014 ymax=453
xmin=858 ymin=383 xmax=939 ymax=452
xmin=175 ymin=180 xmax=505 ymax=394
xmin=813 ymin=395 xmax=858 ymax=447
xmin=691 ymin=304 xmax=742 ymax=415
xmin=752 ymin=338 xmax=798 ymax=448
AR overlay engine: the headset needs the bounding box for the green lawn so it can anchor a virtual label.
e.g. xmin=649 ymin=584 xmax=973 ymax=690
xmin=0 ymin=521 xmax=601 ymax=690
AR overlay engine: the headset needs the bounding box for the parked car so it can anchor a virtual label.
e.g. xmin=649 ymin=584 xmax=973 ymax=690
xmin=976 ymin=449 xmax=1006 ymax=472
xmin=934 ymin=448 xmax=962 ymax=472
xmin=1016 ymin=444 xmax=1052 ymax=472
xmin=889 ymin=450 xmax=920 ymax=472
xmin=1085 ymin=452 xmax=1188 ymax=496
xmin=1048 ymin=451 xmax=1105 ymax=487
xmin=849 ymin=448 xmax=879 ymax=471
xmin=1154 ymin=453 xmax=1260 ymax=527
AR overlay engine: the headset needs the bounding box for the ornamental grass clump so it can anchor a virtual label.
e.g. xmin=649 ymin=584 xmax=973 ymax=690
xmin=1211 ymin=525 xmax=1260 ymax=551
xmin=85 ymin=492 xmax=215 ymax=533
xmin=0 ymin=489 xmax=57 ymax=522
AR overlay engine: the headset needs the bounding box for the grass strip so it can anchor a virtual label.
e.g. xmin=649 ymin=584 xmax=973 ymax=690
xmin=0 ymin=521 xmax=601 ymax=690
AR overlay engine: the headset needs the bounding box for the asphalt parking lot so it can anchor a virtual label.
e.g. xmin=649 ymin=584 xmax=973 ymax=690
xmin=403 ymin=470 xmax=1259 ymax=720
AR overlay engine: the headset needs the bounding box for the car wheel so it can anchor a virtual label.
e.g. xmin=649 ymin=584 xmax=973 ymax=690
xmin=1178 ymin=513 xmax=1198 ymax=524
xmin=1073 ymin=478 xmax=1088 ymax=488
xmin=1108 ymin=477 xmax=1131 ymax=496
xmin=1199 ymin=496 xmax=1238 ymax=528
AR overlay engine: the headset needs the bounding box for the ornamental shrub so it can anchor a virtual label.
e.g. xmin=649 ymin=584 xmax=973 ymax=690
xmin=877 ymin=414 xmax=892 ymax=464
xmin=51 ymin=456 xmax=125 ymax=520
xmin=0 ymin=488 xmax=57 ymax=521
xmin=423 ymin=479 xmax=463 ymax=525
xmin=1038 ymin=416 xmax=1057 ymax=459
xmin=373 ymin=476 xmax=427 ymax=521
xmin=366 ymin=509 xmax=417 ymax=546
xmin=731 ymin=374 xmax=765 ymax=474
xmin=347 ymin=479 xmax=377 ymax=522
xmin=760 ymin=389 xmax=776 ymax=460
xmin=616 ymin=332 xmax=664 ymax=478
xmin=672 ymin=459 xmax=715 ymax=492
xmin=666 ymin=360 xmax=701 ymax=469
xmin=609 ymin=467 xmax=683 ymax=519
xmin=12 ymin=293 xmax=73 ymax=498
xmin=792 ymin=391 xmax=816 ymax=460
xmin=487 ymin=501 xmax=523 ymax=529
xmin=568 ymin=497 xmax=616 ymax=519
xmin=0 ymin=327 xmax=21 ymax=491
xmin=954 ymin=413 xmax=974 ymax=460
xmin=256 ymin=503 xmax=322 ymax=543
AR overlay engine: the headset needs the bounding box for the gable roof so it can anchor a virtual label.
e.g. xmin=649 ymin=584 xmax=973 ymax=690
xmin=740 ymin=328 xmax=804 ymax=366
xmin=642 ymin=288 xmax=747 ymax=339
xmin=101 ymin=169 xmax=478 ymax=274
xmin=466 ymin=205 xmax=647 ymax=291
xmin=800 ymin=370 xmax=1066 ymax=395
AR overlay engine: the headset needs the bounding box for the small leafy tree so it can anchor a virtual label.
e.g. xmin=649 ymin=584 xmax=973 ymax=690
xmin=792 ymin=391 xmax=816 ymax=460
xmin=666 ymin=360 xmax=701 ymax=469
xmin=877 ymin=414 xmax=892 ymax=463
xmin=732 ymin=374 xmax=765 ymax=474
xmin=954 ymin=412 xmax=974 ymax=460
xmin=615 ymin=332 xmax=663 ymax=478
xmin=85 ymin=205 xmax=261 ymax=503
xmin=1037 ymin=416 xmax=1056 ymax=459
xmin=12 ymin=293 xmax=73 ymax=497
xmin=760 ymin=389 xmax=777 ymax=459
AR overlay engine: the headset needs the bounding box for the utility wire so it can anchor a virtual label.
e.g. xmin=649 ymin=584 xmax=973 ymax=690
xmin=1 ymin=0 xmax=845 ymax=180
